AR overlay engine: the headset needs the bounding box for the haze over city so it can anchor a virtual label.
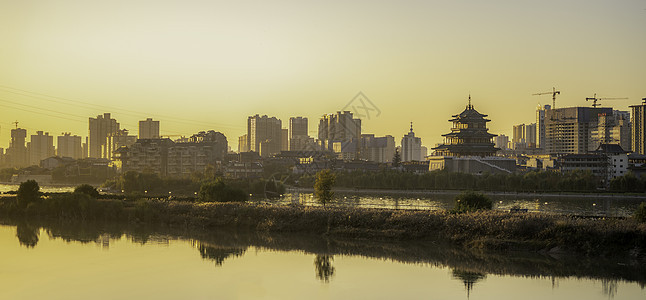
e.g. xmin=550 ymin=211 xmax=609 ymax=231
xmin=1 ymin=0 xmax=645 ymax=150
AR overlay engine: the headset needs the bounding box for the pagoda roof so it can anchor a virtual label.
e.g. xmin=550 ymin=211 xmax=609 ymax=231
xmin=442 ymin=131 xmax=497 ymax=138
xmin=432 ymin=143 xmax=497 ymax=150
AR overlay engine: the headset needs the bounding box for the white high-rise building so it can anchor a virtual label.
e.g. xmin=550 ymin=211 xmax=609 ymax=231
xmin=401 ymin=123 xmax=422 ymax=161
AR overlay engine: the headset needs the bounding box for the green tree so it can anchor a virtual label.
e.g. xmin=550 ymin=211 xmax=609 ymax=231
xmin=17 ymin=180 xmax=40 ymax=207
xmin=452 ymin=191 xmax=492 ymax=213
xmin=198 ymin=178 xmax=247 ymax=202
xmin=392 ymin=148 xmax=401 ymax=167
xmin=314 ymin=169 xmax=336 ymax=207
xmin=74 ymin=184 xmax=100 ymax=198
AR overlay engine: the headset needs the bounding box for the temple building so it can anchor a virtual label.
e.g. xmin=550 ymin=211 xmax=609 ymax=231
xmin=429 ymin=96 xmax=514 ymax=174
xmin=432 ymin=97 xmax=499 ymax=157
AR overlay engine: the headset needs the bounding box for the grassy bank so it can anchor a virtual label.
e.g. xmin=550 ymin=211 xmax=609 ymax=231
xmin=1 ymin=195 xmax=644 ymax=256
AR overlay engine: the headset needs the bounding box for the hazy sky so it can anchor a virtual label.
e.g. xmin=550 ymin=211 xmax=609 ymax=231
xmin=1 ymin=0 xmax=645 ymax=150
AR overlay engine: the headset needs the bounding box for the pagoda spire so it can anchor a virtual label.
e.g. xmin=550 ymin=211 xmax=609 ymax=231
xmin=410 ymin=122 xmax=413 ymax=133
xmin=467 ymin=94 xmax=473 ymax=110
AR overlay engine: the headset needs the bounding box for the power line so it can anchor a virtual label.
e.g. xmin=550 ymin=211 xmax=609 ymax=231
xmin=0 ymin=85 xmax=245 ymax=130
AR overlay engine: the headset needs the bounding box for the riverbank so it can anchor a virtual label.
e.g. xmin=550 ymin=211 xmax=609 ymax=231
xmin=289 ymin=187 xmax=646 ymax=199
xmin=1 ymin=196 xmax=644 ymax=256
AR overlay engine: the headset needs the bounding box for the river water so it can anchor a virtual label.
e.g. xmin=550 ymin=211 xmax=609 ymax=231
xmin=2 ymin=184 xmax=644 ymax=217
xmin=0 ymin=222 xmax=644 ymax=300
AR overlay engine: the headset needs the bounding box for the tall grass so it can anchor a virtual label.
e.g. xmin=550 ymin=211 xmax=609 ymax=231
xmin=1 ymin=195 xmax=644 ymax=255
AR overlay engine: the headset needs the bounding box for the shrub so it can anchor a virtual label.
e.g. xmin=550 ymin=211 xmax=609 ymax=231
xmin=198 ymin=178 xmax=247 ymax=202
xmin=635 ymin=202 xmax=646 ymax=223
xmin=74 ymin=184 xmax=100 ymax=198
xmin=452 ymin=191 xmax=492 ymax=213
xmin=17 ymin=180 xmax=40 ymax=207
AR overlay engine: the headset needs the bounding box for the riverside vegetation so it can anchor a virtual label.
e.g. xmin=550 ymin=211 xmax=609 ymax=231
xmin=1 ymin=180 xmax=645 ymax=257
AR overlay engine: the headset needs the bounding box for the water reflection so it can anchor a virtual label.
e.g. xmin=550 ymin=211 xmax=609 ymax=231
xmin=451 ymin=269 xmax=486 ymax=298
xmin=16 ymin=222 xmax=39 ymax=248
xmin=3 ymin=218 xmax=645 ymax=299
xmin=277 ymin=190 xmax=645 ymax=217
xmin=314 ymin=255 xmax=335 ymax=282
xmin=195 ymin=243 xmax=246 ymax=266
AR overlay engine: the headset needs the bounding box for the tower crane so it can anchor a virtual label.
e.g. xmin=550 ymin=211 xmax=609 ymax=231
xmin=532 ymin=87 xmax=560 ymax=108
xmin=585 ymin=94 xmax=628 ymax=108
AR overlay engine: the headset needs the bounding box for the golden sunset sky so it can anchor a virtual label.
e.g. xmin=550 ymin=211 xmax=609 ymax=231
xmin=1 ymin=0 xmax=645 ymax=150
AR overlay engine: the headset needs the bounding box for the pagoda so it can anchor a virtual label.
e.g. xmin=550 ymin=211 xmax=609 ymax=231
xmin=432 ymin=96 xmax=499 ymax=157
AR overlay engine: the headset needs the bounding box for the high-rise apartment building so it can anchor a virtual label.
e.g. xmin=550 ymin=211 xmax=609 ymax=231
xmin=494 ymin=134 xmax=509 ymax=150
xmin=544 ymin=107 xmax=612 ymax=155
xmin=631 ymin=100 xmax=646 ymax=154
xmin=107 ymin=129 xmax=137 ymax=160
xmin=590 ymin=111 xmax=631 ymax=152
xmin=318 ymin=111 xmax=361 ymax=152
xmin=139 ymin=118 xmax=160 ymax=139
xmin=57 ymin=133 xmax=83 ymax=159
xmin=89 ymin=113 xmax=120 ymax=159
xmin=28 ymin=131 xmax=55 ymax=166
xmin=536 ymin=104 xmax=551 ymax=149
xmin=401 ymin=123 xmax=422 ymax=161
xmin=281 ymin=128 xmax=288 ymax=152
xmin=288 ymin=117 xmax=312 ymax=151
xmin=247 ymin=115 xmax=282 ymax=157
xmin=238 ymin=134 xmax=248 ymax=152
xmin=7 ymin=127 xmax=28 ymax=167
xmin=360 ymin=134 xmax=395 ymax=163
xmin=512 ymin=123 xmax=536 ymax=149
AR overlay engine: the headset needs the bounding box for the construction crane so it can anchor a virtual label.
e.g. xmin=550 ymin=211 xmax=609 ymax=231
xmin=532 ymin=87 xmax=560 ymax=108
xmin=585 ymin=93 xmax=628 ymax=108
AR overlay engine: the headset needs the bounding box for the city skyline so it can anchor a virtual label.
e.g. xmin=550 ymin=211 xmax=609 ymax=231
xmin=1 ymin=1 xmax=645 ymax=150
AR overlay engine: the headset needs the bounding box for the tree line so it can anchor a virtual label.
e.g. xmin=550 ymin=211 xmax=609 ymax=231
xmin=294 ymin=169 xmax=640 ymax=193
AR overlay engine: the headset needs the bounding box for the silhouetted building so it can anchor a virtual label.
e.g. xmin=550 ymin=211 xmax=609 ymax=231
xmin=89 ymin=113 xmax=120 ymax=159
xmin=536 ymin=104 xmax=551 ymax=149
xmin=247 ymin=115 xmax=282 ymax=157
xmin=360 ymin=134 xmax=395 ymax=163
xmin=238 ymin=134 xmax=248 ymax=152
xmin=544 ymin=107 xmax=611 ymax=155
xmin=289 ymin=117 xmax=313 ymax=151
xmin=28 ymin=131 xmax=55 ymax=166
xmin=494 ymin=134 xmax=509 ymax=150
xmin=139 ymin=118 xmax=160 ymax=139
xmin=7 ymin=127 xmax=28 ymax=168
xmin=590 ymin=111 xmax=631 ymax=152
xmin=512 ymin=123 xmax=536 ymax=149
xmin=281 ymin=128 xmax=289 ymax=152
xmin=107 ymin=129 xmax=137 ymax=160
xmin=57 ymin=133 xmax=82 ymax=159
xmin=631 ymin=100 xmax=646 ymax=154
xmin=401 ymin=122 xmax=422 ymax=161
xmin=318 ymin=111 xmax=361 ymax=152
xmin=115 ymin=131 xmax=228 ymax=178
xmin=432 ymin=97 xmax=498 ymax=157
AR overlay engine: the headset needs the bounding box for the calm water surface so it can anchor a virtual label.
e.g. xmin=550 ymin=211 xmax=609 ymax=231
xmin=0 ymin=222 xmax=644 ymax=300
xmin=1 ymin=184 xmax=643 ymax=217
